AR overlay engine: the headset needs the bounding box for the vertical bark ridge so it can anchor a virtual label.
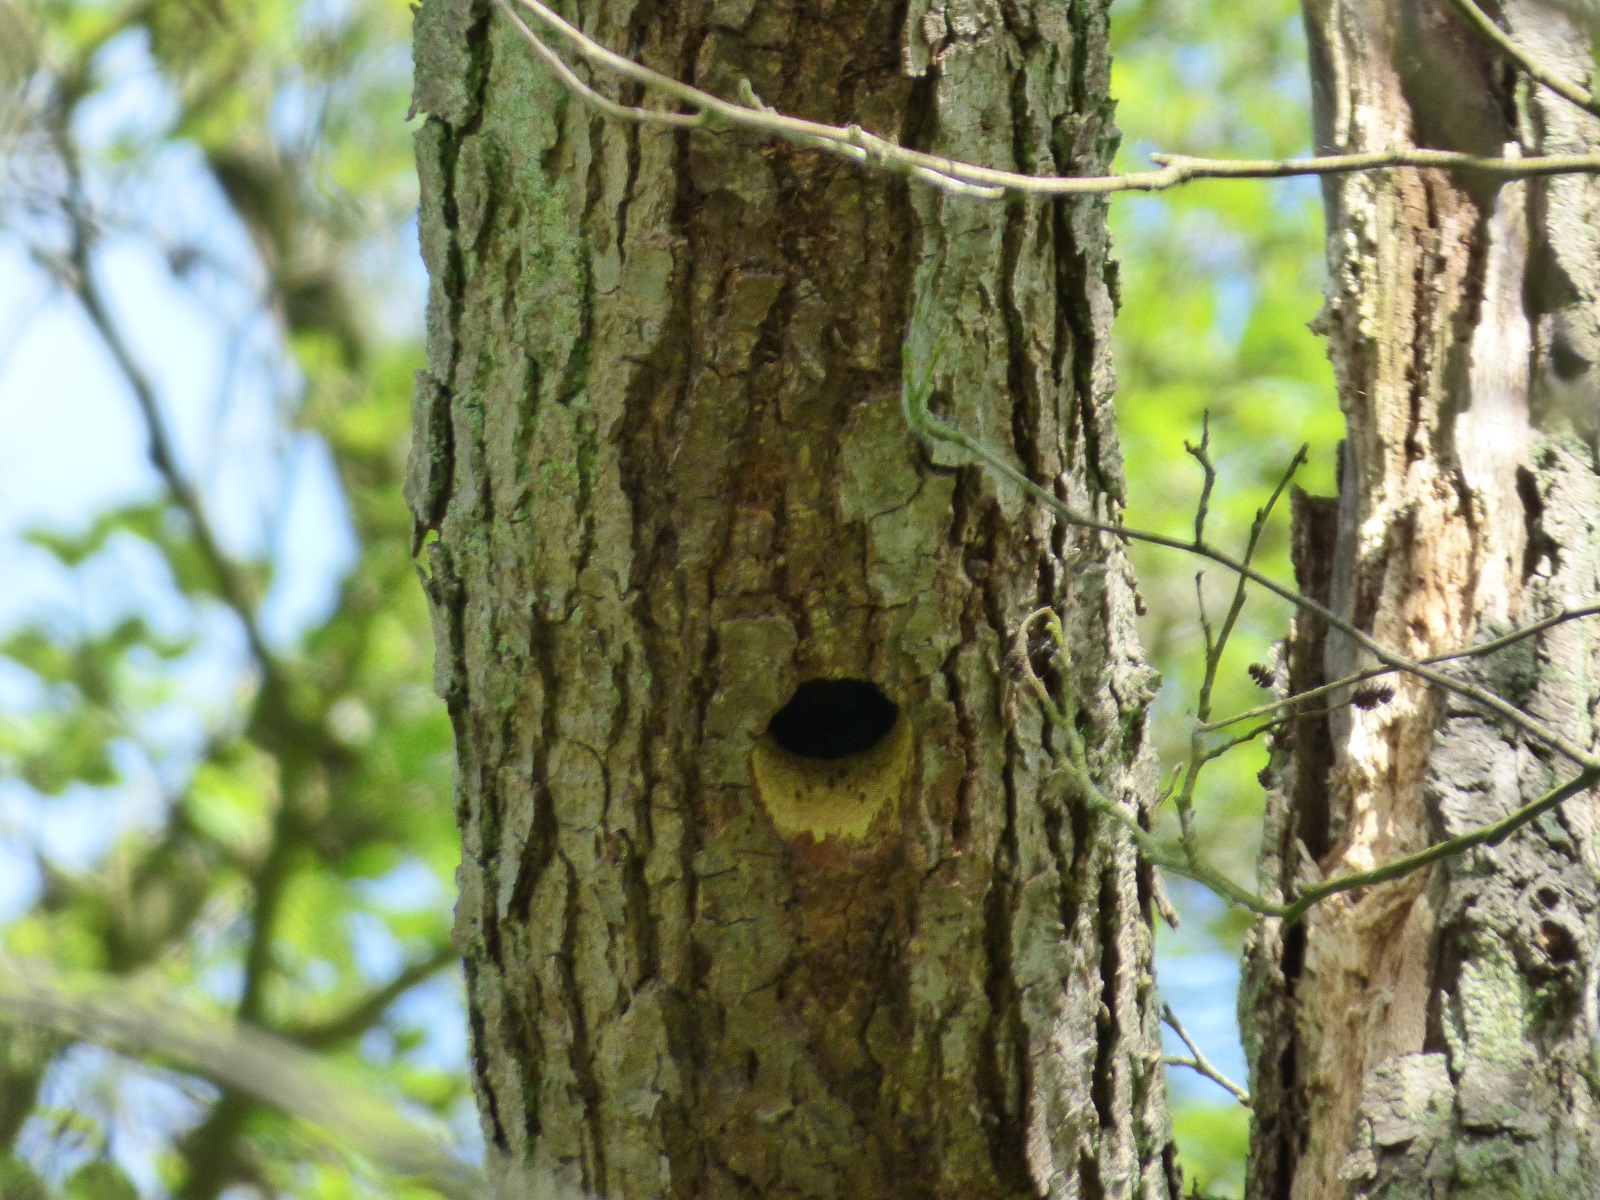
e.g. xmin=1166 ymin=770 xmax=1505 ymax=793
xmin=412 ymin=0 xmax=1177 ymax=1196
xmin=1247 ymin=2 xmax=1600 ymax=1197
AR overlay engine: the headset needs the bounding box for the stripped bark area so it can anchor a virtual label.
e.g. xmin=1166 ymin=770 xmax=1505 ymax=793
xmin=409 ymin=0 xmax=1176 ymax=1196
xmin=1246 ymin=1 xmax=1600 ymax=1197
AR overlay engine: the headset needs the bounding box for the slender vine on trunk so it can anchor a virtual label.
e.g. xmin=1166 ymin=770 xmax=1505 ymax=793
xmin=410 ymin=0 xmax=1177 ymax=1196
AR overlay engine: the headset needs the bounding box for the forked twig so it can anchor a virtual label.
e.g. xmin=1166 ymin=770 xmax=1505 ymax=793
xmin=1162 ymin=1004 xmax=1250 ymax=1106
xmin=1205 ymin=602 xmax=1600 ymax=733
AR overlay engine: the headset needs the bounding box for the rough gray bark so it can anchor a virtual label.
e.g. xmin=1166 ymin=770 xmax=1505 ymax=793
xmin=1245 ymin=2 xmax=1600 ymax=1197
xmin=408 ymin=0 xmax=1177 ymax=1197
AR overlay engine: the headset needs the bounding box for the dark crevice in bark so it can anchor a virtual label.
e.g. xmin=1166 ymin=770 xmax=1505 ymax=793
xmin=1161 ymin=1140 xmax=1182 ymax=1199
xmin=945 ymin=467 xmax=987 ymax=847
xmin=508 ymin=777 xmax=559 ymax=923
xmin=557 ymin=243 xmax=596 ymax=407
xmin=1273 ymin=920 xmax=1307 ymax=1200
xmin=1044 ymin=798 xmax=1079 ymax=942
xmin=611 ymin=91 xmax=643 ymax=271
xmin=616 ymin=136 xmax=698 ymax=979
xmin=430 ymin=127 xmax=468 ymax=354
xmin=507 ymin=977 xmax=549 ymax=1148
xmin=1286 ymin=489 xmax=1339 ymax=861
xmin=616 ymin=678 xmax=661 ymax=991
xmin=1005 ymin=227 xmax=1042 ymax=484
xmin=943 ymin=629 xmax=977 ymax=848
xmin=508 ymin=581 xmax=563 ymax=921
xmin=558 ymin=853 xmax=609 ymax=1197
xmin=1092 ymin=865 xmax=1122 ymax=1133
xmin=979 ymin=810 xmax=1030 ymax=1194
xmin=1058 ymin=215 xmax=1114 ymax=503
xmin=465 ymin=956 xmax=509 ymax=1152
xmin=1515 ymin=464 xmax=1560 ymax=580
xmin=1347 ymin=508 xmax=1393 ymax=641
xmin=1078 ymin=1148 xmax=1106 ymax=1200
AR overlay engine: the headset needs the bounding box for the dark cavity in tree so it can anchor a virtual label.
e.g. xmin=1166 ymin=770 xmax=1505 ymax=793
xmin=767 ymin=678 xmax=899 ymax=760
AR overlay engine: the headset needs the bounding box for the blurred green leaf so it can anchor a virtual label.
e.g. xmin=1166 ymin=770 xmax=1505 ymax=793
xmin=0 ymin=1154 xmax=50 ymax=1200
xmin=63 ymin=1159 xmax=139 ymax=1200
xmin=1171 ymin=1099 xmax=1251 ymax=1197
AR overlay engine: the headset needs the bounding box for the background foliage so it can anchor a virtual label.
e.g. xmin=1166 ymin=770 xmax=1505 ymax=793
xmin=1 ymin=2 xmax=465 ymax=1196
xmin=0 ymin=0 xmax=1337 ymax=1196
xmin=1110 ymin=0 xmax=1338 ymax=1191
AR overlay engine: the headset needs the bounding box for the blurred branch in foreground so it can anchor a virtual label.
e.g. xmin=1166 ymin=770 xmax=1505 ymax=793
xmin=0 ymin=955 xmax=484 ymax=1200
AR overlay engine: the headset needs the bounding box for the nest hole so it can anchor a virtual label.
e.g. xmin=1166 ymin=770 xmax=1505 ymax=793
xmin=767 ymin=678 xmax=899 ymax=760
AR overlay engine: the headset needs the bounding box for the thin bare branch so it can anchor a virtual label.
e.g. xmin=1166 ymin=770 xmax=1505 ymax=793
xmin=1205 ymin=601 xmax=1600 ymax=733
xmin=1185 ymin=414 xmax=1216 ymax=547
xmin=1198 ymin=444 xmax=1304 ymax=724
xmin=288 ymin=945 xmax=459 ymax=1050
xmin=1197 ymin=717 xmax=1283 ymax=764
xmin=1021 ymin=607 xmax=1285 ymax=916
xmin=1443 ymin=0 xmax=1600 ymax=119
xmin=1168 ymin=445 xmax=1304 ymax=860
xmin=503 ymin=0 xmax=1600 ymax=199
xmin=1162 ymin=1004 xmax=1250 ymax=1106
xmin=495 ymin=0 xmax=703 ymax=130
xmin=1281 ymin=764 xmax=1600 ymax=924
xmin=55 ymin=132 xmax=278 ymax=675
xmin=497 ymin=0 xmax=1002 ymax=197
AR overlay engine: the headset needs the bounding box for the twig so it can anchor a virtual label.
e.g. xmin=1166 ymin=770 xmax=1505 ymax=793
xmin=1194 ymin=573 xmax=1216 ymax=665
xmin=1442 ymin=0 xmax=1600 ymax=119
xmin=56 ymin=131 xmax=278 ymax=676
xmin=1162 ymin=1004 xmax=1250 ymax=1106
xmin=503 ymin=0 xmax=1600 ymax=199
xmin=1199 ymin=689 xmax=1393 ymax=765
xmin=497 ymin=0 xmax=1001 ymax=197
xmin=496 ymin=0 xmax=702 ymax=130
xmin=1280 ymin=765 xmax=1600 ymax=924
xmin=1185 ymin=414 xmax=1216 ymax=547
xmin=1203 ymin=601 xmax=1600 ymax=733
xmin=1018 ymin=608 xmax=1283 ymax=916
xmin=1170 ymin=447 xmax=1303 ymax=858
xmin=1196 ymin=717 xmax=1283 ymax=763
xmin=287 ymin=945 xmax=459 ymax=1050
xmin=1197 ymin=445 xmax=1304 ymax=725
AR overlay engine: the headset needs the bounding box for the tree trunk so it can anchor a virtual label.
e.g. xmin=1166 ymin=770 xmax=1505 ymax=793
xmin=1246 ymin=2 xmax=1600 ymax=1197
xmin=408 ymin=0 xmax=1176 ymax=1197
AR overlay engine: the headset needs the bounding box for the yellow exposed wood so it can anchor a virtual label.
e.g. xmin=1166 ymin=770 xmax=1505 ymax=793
xmin=750 ymin=713 xmax=913 ymax=843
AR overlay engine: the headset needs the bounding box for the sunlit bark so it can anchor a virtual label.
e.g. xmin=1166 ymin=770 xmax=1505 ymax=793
xmin=1247 ymin=2 xmax=1600 ymax=1196
xmin=410 ymin=0 xmax=1177 ymax=1195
